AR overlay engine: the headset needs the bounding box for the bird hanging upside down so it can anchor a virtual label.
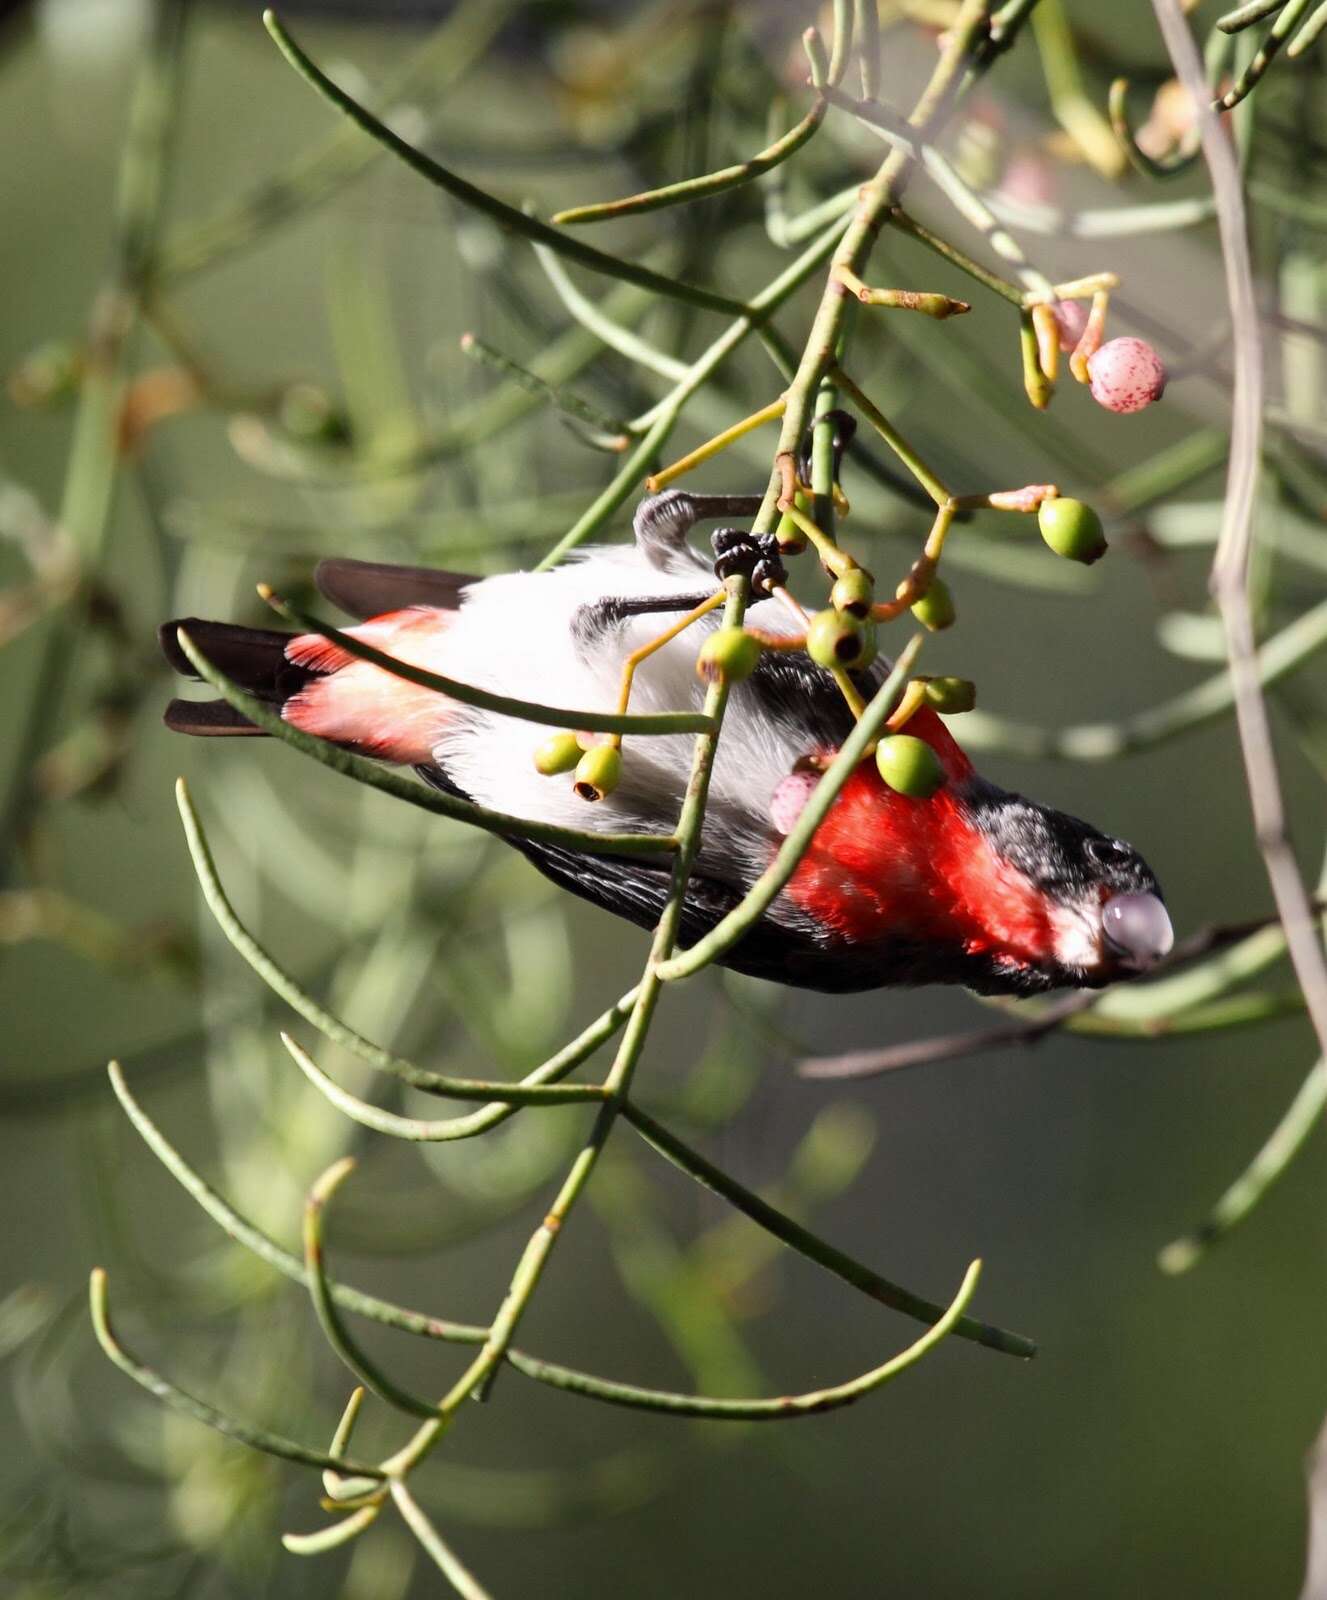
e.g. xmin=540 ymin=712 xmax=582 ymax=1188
xmin=160 ymin=490 xmax=1172 ymax=997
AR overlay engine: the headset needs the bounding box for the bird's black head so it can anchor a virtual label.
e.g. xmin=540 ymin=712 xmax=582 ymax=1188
xmin=964 ymin=781 xmax=1172 ymax=993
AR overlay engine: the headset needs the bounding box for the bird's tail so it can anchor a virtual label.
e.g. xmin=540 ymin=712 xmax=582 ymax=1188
xmin=160 ymin=557 xmax=475 ymax=762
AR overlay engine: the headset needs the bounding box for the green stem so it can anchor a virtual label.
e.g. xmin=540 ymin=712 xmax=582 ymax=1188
xmin=957 ymin=593 xmax=1327 ymax=761
xmin=622 ymin=1101 xmax=1033 ymax=1358
xmin=552 ymin=98 xmax=828 ymax=226
xmin=382 ymin=583 xmax=753 ymax=1477
xmin=281 ymin=1032 xmax=606 ymax=1126
xmin=757 ymin=0 xmax=1004 ymax=538
xmin=458 ymin=333 xmax=628 ymax=445
xmin=89 ymin=1268 xmax=385 ymax=1477
xmin=305 ymin=1160 xmax=441 ymax=1418
xmin=389 ymin=1481 xmax=493 ymax=1599
xmin=821 ymin=85 xmax=1055 ymax=298
xmin=262 ymin=11 xmax=754 ymax=320
xmin=175 ymin=635 xmax=677 ymax=856
xmin=655 ymin=636 xmax=923 ymax=981
xmin=532 ymin=242 xmax=691 ymax=383
xmin=832 ymin=366 xmax=952 ymax=506
xmin=1159 ymin=1057 xmax=1327 ymax=1274
xmin=256 ymin=592 xmax=715 ymax=737
xmin=176 ymin=776 xmax=637 ymax=1112
xmin=889 ymin=207 xmax=1024 ymax=306
xmin=534 ymin=215 xmax=848 ymax=571
xmin=282 ymin=1504 xmax=381 ymax=1557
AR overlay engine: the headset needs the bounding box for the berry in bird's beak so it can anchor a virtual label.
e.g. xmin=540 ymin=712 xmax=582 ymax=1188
xmin=806 ymin=609 xmax=877 ymax=670
xmin=875 ymin=734 xmax=946 ymax=798
xmin=1038 ymin=497 xmax=1107 ymax=564
xmin=573 ymin=744 xmax=622 ymax=802
xmin=697 ymin=626 xmax=762 ymax=683
xmin=910 ymin=577 xmax=956 ymax=631
xmin=1101 ymin=892 xmax=1173 ymax=969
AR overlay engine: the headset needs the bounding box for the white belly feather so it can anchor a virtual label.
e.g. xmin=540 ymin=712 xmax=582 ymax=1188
xmin=429 ymin=545 xmax=819 ymax=878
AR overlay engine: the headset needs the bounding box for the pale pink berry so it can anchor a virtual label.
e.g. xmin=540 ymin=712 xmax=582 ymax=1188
xmin=1087 ymin=337 xmax=1167 ymax=414
xmin=770 ymin=770 xmax=821 ymax=836
xmin=1051 ymin=299 xmax=1089 ymax=352
xmin=996 ymin=152 xmax=1057 ymax=208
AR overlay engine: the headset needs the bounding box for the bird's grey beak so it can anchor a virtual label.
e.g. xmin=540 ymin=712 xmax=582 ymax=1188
xmin=1101 ymin=892 xmax=1173 ymax=969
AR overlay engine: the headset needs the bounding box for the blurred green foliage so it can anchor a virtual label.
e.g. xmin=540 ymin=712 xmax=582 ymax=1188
xmin=2 ymin=1 xmax=1327 ymax=1595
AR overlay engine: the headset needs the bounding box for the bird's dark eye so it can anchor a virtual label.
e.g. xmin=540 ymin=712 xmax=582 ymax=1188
xmin=1086 ymin=836 xmax=1131 ymax=869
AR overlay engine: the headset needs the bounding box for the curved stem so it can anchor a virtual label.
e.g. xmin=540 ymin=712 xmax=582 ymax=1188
xmin=255 ymin=591 xmax=715 ymax=737
xmin=89 ymin=1268 xmax=385 ymax=1478
xmin=177 ymin=777 xmax=637 ymax=1105
xmin=655 ymin=636 xmax=924 ymax=982
xmin=621 ymin=1101 xmax=1033 ymax=1359
xmin=281 ymin=1032 xmax=607 ymax=1124
xmin=262 ymin=11 xmax=753 ymax=320
xmin=1159 ymin=1057 xmax=1327 ymax=1274
xmin=553 ymin=98 xmax=828 ymax=226
xmin=304 ymin=1160 xmax=441 ymax=1418
xmin=175 ymin=635 xmax=678 ymax=856
xmin=389 ymin=1481 xmax=493 ymax=1599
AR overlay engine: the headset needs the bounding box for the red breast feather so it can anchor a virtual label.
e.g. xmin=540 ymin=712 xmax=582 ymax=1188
xmin=784 ymin=706 xmax=1058 ymax=980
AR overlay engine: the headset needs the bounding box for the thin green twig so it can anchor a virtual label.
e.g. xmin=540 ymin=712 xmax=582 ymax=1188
xmin=1159 ymin=1058 xmax=1327 ymax=1273
xmin=175 ymin=634 xmax=678 ymax=856
xmin=262 ymin=11 xmax=757 ymax=320
xmin=89 ymin=1268 xmax=385 ymax=1478
xmin=655 ymin=637 xmax=924 ymax=981
xmin=552 ymin=97 xmax=828 ymax=226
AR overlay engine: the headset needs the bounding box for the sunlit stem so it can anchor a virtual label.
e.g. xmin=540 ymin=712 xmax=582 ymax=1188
xmin=776 ymin=499 xmax=856 ymax=576
xmin=870 ymin=503 xmax=955 ymax=621
xmin=829 ymin=366 xmax=952 ymax=507
xmin=883 ymin=680 xmax=929 ymax=734
xmin=1040 ymin=270 xmax=1119 ymax=302
xmin=645 ymin=398 xmax=787 ymax=493
xmin=1069 ymin=289 xmax=1110 ymax=383
xmin=611 ymin=590 xmax=728 ymax=748
xmin=379 ymin=584 xmax=752 ymax=1480
xmin=1019 ymin=310 xmax=1053 ymax=408
xmin=834 ymin=264 xmax=970 ymax=318
xmin=1030 ymin=302 xmax=1060 ymax=382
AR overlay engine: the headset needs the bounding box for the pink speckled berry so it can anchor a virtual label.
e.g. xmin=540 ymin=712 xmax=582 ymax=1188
xmin=1051 ymin=299 xmax=1089 ymax=352
xmin=1087 ymin=337 xmax=1167 ymax=414
xmin=770 ymin=769 xmax=821 ymax=836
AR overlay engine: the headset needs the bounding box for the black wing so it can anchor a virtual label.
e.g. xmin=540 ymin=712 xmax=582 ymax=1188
xmin=413 ymin=767 xmax=890 ymax=993
xmin=315 ymin=558 xmax=476 ymax=620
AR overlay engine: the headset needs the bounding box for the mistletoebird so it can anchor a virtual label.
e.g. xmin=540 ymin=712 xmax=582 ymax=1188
xmin=161 ymin=490 xmax=1172 ymax=997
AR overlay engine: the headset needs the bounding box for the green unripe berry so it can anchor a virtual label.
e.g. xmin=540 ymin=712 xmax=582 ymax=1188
xmin=573 ymin=744 xmax=622 ymax=802
xmin=923 ymin=676 xmax=976 ymax=714
xmin=830 ymin=567 xmax=875 ymax=618
xmin=776 ymin=492 xmax=810 ymax=555
xmin=806 ymin=609 xmax=878 ymax=671
xmin=875 ymin=734 xmax=945 ymax=798
xmin=697 ymin=627 xmax=762 ymax=683
xmin=533 ymin=732 xmax=583 ymax=776
xmin=910 ymin=578 xmax=956 ymax=631
xmin=775 ymin=510 xmax=808 ymax=555
xmin=1037 ymin=496 xmax=1107 ymax=564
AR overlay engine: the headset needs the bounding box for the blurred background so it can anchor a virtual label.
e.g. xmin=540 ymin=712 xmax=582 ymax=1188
xmin=2 ymin=0 xmax=1326 ymax=1594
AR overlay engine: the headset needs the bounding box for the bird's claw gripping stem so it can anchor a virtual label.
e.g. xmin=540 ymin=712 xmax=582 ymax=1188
xmin=711 ymin=528 xmax=787 ymax=598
